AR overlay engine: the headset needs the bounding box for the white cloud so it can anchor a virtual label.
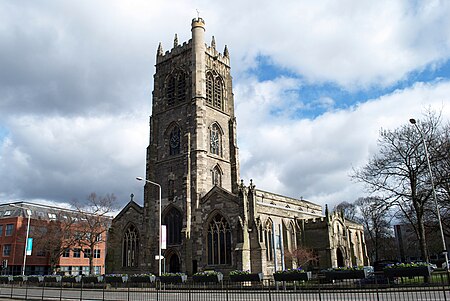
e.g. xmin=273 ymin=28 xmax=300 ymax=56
xmin=236 ymin=79 xmax=450 ymax=208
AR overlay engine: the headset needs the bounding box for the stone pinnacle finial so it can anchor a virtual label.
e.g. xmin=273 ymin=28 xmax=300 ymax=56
xmin=130 ymin=193 xmax=134 ymax=202
xmin=174 ymin=34 xmax=178 ymax=48
xmin=224 ymin=45 xmax=229 ymax=57
xmin=211 ymin=36 xmax=216 ymax=49
xmin=157 ymin=42 xmax=163 ymax=56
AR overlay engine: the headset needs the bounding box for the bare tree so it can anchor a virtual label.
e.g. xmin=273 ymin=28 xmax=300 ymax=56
xmin=284 ymin=246 xmax=318 ymax=269
xmin=354 ymin=197 xmax=392 ymax=262
xmin=352 ymin=111 xmax=445 ymax=262
xmin=32 ymin=213 xmax=76 ymax=274
xmin=334 ymin=201 xmax=357 ymax=221
xmin=71 ymin=193 xmax=116 ymax=275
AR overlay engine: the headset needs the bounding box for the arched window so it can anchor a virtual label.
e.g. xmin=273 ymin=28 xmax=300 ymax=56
xmin=177 ymin=73 xmax=186 ymax=102
xmin=264 ymin=219 xmax=274 ymax=261
xmin=168 ymin=179 xmax=175 ymax=201
xmin=167 ymin=76 xmax=176 ymax=106
xmin=169 ymin=126 xmax=181 ymax=155
xmin=205 ymin=71 xmax=224 ymax=110
xmin=212 ymin=165 xmax=222 ymax=187
xmin=206 ymin=72 xmax=214 ymax=105
xmin=210 ymin=123 xmax=222 ymax=156
xmin=167 ymin=71 xmax=187 ymax=106
xmin=123 ymin=225 xmax=139 ymax=267
xmin=207 ymin=214 xmax=232 ymax=265
xmin=163 ymin=207 xmax=182 ymax=245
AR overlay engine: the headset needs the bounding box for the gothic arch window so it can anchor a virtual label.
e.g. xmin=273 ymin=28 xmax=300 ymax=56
xmin=163 ymin=207 xmax=182 ymax=245
xmin=264 ymin=219 xmax=274 ymax=261
xmin=168 ymin=179 xmax=175 ymax=201
xmin=169 ymin=126 xmax=181 ymax=155
xmin=206 ymin=71 xmax=224 ymax=110
xmin=210 ymin=123 xmax=222 ymax=156
xmin=207 ymin=214 xmax=232 ymax=265
xmin=212 ymin=165 xmax=222 ymax=187
xmin=122 ymin=224 xmax=139 ymax=267
xmin=166 ymin=71 xmax=187 ymax=106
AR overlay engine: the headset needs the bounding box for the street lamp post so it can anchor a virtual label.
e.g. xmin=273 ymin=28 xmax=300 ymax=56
xmin=10 ymin=204 xmax=31 ymax=276
xmin=409 ymin=118 xmax=449 ymax=271
xmin=136 ymin=177 xmax=162 ymax=276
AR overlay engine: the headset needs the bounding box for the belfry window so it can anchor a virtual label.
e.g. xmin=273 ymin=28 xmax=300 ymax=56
xmin=123 ymin=225 xmax=139 ymax=267
xmin=212 ymin=165 xmax=222 ymax=187
xmin=210 ymin=123 xmax=222 ymax=156
xmin=207 ymin=214 xmax=232 ymax=265
xmin=206 ymin=71 xmax=224 ymax=110
xmin=167 ymin=71 xmax=187 ymax=106
xmin=163 ymin=207 xmax=182 ymax=245
xmin=169 ymin=126 xmax=181 ymax=155
xmin=265 ymin=220 xmax=274 ymax=261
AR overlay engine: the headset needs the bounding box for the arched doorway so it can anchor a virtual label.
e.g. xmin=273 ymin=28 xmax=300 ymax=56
xmin=168 ymin=253 xmax=180 ymax=273
xmin=336 ymin=248 xmax=345 ymax=267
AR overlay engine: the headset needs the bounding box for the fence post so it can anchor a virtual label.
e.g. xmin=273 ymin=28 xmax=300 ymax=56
xmin=9 ymin=281 xmax=13 ymax=299
xmin=317 ymin=277 xmax=321 ymax=301
xmin=268 ymin=280 xmax=272 ymax=301
xmin=25 ymin=281 xmax=28 ymax=300
xmin=41 ymin=281 xmax=46 ymax=300
xmin=59 ymin=279 xmax=63 ymax=301
xmin=127 ymin=283 xmax=130 ymax=301
xmin=80 ymin=279 xmax=83 ymax=301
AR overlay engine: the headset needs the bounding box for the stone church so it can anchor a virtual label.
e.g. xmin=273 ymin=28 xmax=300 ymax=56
xmin=106 ymin=18 xmax=369 ymax=277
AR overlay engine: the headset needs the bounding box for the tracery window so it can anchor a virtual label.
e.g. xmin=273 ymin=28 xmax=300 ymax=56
xmin=169 ymin=126 xmax=181 ymax=155
xmin=212 ymin=165 xmax=222 ymax=187
xmin=167 ymin=71 xmax=187 ymax=106
xmin=264 ymin=219 xmax=274 ymax=261
xmin=123 ymin=225 xmax=139 ymax=267
xmin=210 ymin=123 xmax=222 ymax=156
xmin=163 ymin=207 xmax=182 ymax=245
xmin=207 ymin=214 xmax=232 ymax=265
xmin=206 ymin=71 xmax=224 ymax=110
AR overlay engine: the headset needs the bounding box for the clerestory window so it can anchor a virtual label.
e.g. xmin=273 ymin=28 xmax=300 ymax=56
xmin=169 ymin=126 xmax=181 ymax=155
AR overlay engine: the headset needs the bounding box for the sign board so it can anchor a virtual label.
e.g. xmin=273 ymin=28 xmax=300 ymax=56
xmin=26 ymin=238 xmax=33 ymax=255
xmin=161 ymin=225 xmax=167 ymax=250
xmin=155 ymin=255 xmax=165 ymax=260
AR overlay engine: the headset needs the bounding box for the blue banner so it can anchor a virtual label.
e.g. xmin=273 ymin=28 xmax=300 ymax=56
xmin=26 ymin=238 xmax=33 ymax=255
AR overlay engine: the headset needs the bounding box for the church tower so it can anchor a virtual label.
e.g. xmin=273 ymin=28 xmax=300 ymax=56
xmin=144 ymin=18 xmax=240 ymax=274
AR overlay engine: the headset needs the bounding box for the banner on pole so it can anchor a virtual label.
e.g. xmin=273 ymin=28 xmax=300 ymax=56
xmin=26 ymin=238 xmax=33 ymax=255
xmin=161 ymin=225 xmax=167 ymax=250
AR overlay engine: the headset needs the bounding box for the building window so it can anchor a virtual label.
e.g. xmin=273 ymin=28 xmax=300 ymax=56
xmin=48 ymin=213 xmax=57 ymax=219
xmin=265 ymin=220 xmax=274 ymax=261
xmin=83 ymin=249 xmax=91 ymax=258
xmin=94 ymin=266 xmax=101 ymax=275
xmin=62 ymin=249 xmax=70 ymax=257
xmin=3 ymin=244 xmax=11 ymax=256
xmin=206 ymin=71 xmax=224 ymax=110
xmin=169 ymin=126 xmax=181 ymax=155
xmin=94 ymin=249 xmax=101 ymax=258
xmin=5 ymin=224 xmax=13 ymax=236
xmin=73 ymin=248 xmax=81 ymax=258
xmin=96 ymin=233 xmax=102 ymax=242
xmin=36 ymin=250 xmax=46 ymax=256
xmin=4 ymin=210 xmax=11 ymax=216
xmin=82 ymin=266 xmax=90 ymax=275
xmin=123 ymin=224 xmax=139 ymax=267
xmin=71 ymin=266 xmax=81 ymax=276
xmin=163 ymin=207 xmax=182 ymax=245
xmin=0 ymin=225 xmax=3 ymax=236
xmin=207 ymin=214 xmax=232 ymax=265
xmin=210 ymin=123 xmax=222 ymax=156
xmin=167 ymin=71 xmax=187 ymax=106
xmin=212 ymin=165 xmax=222 ymax=187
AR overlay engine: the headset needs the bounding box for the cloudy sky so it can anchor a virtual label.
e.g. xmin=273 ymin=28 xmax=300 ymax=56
xmin=1 ymin=0 xmax=450 ymax=211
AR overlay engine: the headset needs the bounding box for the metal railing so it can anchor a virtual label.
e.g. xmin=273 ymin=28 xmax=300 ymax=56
xmin=0 ymin=273 xmax=449 ymax=301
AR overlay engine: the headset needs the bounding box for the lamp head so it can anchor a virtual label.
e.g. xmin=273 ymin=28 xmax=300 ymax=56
xmin=409 ymin=118 xmax=417 ymax=124
xmin=136 ymin=177 xmax=144 ymax=181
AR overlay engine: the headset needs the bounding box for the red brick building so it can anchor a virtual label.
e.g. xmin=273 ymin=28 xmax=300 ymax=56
xmin=0 ymin=202 xmax=109 ymax=275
